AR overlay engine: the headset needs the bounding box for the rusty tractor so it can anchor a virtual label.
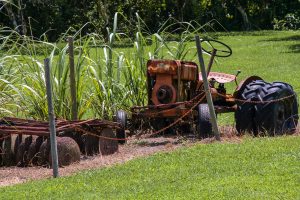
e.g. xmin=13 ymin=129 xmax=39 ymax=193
xmin=116 ymin=39 xmax=299 ymax=141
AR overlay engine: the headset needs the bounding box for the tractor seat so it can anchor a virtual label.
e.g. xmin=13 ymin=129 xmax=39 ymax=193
xmin=199 ymin=72 xmax=236 ymax=84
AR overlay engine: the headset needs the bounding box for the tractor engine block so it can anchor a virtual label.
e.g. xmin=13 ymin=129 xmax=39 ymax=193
xmin=147 ymin=60 xmax=198 ymax=105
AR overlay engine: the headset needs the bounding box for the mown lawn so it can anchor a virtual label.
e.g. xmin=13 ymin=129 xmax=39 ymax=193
xmin=0 ymin=136 xmax=299 ymax=199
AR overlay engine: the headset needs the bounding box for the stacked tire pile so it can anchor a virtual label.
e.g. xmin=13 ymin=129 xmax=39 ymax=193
xmin=235 ymin=80 xmax=299 ymax=136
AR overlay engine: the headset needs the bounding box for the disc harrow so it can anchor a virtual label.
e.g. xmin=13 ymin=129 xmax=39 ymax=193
xmin=0 ymin=117 xmax=121 ymax=167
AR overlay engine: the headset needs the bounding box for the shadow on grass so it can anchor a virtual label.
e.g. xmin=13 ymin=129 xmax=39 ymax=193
xmin=261 ymin=35 xmax=300 ymax=53
xmin=287 ymin=44 xmax=300 ymax=53
xmin=262 ymin=35 xmax=300 ymax=42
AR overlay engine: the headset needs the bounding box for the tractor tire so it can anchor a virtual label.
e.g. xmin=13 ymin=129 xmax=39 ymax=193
xmin=197 ymin=104 xmax=213 ymax=139
xmin=115 ymin=110 xmax=127 ymax=144
xmin=254 ymin=82 xmax=298 ymax=135
xmin=235 ymin=80 xmax=268 ymax=135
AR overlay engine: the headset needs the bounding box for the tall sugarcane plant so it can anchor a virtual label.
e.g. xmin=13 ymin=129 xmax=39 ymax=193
xmin=0 ymin=13 xmax=217 ymax=120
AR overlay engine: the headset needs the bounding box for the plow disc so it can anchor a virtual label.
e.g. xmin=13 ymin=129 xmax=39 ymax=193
xmin=0 ymin=117 xmax=122 ymax=167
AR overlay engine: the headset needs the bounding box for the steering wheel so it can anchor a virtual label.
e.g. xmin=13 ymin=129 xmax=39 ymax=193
xmin=201 ymin=39 xmax=232 ymax=57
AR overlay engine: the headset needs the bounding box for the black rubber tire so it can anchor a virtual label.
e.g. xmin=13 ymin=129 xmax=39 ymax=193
xmin=235 ymin=80 xmax=268 ymax=135
xmin=254 ymin=82 xmax=298 ymax=135
xmin=197 ymin=104 xmax=213 ymax=139
xmin=115 ymin=110 xmax=127 ymax=144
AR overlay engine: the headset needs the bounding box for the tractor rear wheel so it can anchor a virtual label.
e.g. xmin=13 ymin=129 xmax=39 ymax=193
xmin=235 ymin=80 xmax=268 ymax=135
xmin=197 ymin=104 xmax=213 ymax=138
xmin=254 ymin=82 xmax=298 ymax=135
xmin=115 ymin=110 xmax=127 ymax=144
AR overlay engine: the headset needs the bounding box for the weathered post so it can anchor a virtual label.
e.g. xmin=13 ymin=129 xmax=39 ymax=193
xmin=195 ymin=35 xmax=221 ymax=141
xmin=68 ymin=36 xmax=78 ymax=120
xmin=44 ymin=58 xmax=59 ymax=177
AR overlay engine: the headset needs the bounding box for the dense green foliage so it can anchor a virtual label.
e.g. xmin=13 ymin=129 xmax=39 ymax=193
xmin=1 ymin=136 xmax=299 ymax=199
xmin=0 ymin=0 xmax=299 ymax=40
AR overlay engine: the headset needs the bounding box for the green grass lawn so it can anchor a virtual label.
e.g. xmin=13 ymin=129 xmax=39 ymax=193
xmin=0 ymin=136 xmax=299 ymax=199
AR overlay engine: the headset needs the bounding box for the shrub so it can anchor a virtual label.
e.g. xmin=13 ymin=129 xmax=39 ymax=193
xmin=273 ymin=13 xmax=300 ymax=30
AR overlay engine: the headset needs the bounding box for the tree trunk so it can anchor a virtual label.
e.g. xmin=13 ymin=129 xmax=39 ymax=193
xmin=4 ymin=1 xmax=27 ymax=35
xmin=96 ymin=0 xmax=109 ymax=27
xmin=235 ymin=0 xmax=250 ymax=30
xmin=177 ymin=0 xmax=187 ymax=22
xmin=18 ymin=0 xmax=27 ymax=35
xmin=4 ymin=4 xmax=18 ymax=31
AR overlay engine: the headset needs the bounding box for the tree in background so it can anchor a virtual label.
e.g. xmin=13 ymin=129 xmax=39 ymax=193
xmin=0 ymin=0 xmax=299 ymax=40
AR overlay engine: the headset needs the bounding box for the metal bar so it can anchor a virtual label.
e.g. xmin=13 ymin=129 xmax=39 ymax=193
xmin=0 ymin=130 xmax=49 ymax=136
xmin=0 ymin=126 xmax=48 ymax=130
xmin=68 ymin=36 xmax=78 ymax=120
xmin=44 ymin=58 xmax=59 ymax=178
xmin=177 ymin=61 xmax=182 ymax=102
xmin=206 ymin=49 xmax=216 ymax=76
xmin=195 ymin=35 xmax=221 ymax=141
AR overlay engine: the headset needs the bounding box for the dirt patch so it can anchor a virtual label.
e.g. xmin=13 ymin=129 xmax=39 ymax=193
xmin=0 ymin=136 xmax=183 ymax=187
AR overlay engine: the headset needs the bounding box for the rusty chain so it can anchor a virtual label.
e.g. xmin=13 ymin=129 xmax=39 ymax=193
xmin=144 ymin=95 xmax=206 ymax=137
xmin=75 ymin=90 xmax=297 ymax=141
xmin=216 ymin=92 xmax=297 ymax=104
xmin=0 ymin=91 xmax=297 ymax=144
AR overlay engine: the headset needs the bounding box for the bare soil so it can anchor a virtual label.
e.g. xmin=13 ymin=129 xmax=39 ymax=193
xmin=0 ymin=125 xmax=298 ymax=187
xmin=0 ymin=136 xmax=184 ymax=187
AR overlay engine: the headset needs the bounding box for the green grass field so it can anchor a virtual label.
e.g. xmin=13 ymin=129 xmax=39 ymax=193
xmin=0 ymin=136 xmax=299 ymax=199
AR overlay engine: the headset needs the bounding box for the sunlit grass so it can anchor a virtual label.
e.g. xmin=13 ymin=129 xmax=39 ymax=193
xmin=1 ymin=136 xmax=299 ymax=199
